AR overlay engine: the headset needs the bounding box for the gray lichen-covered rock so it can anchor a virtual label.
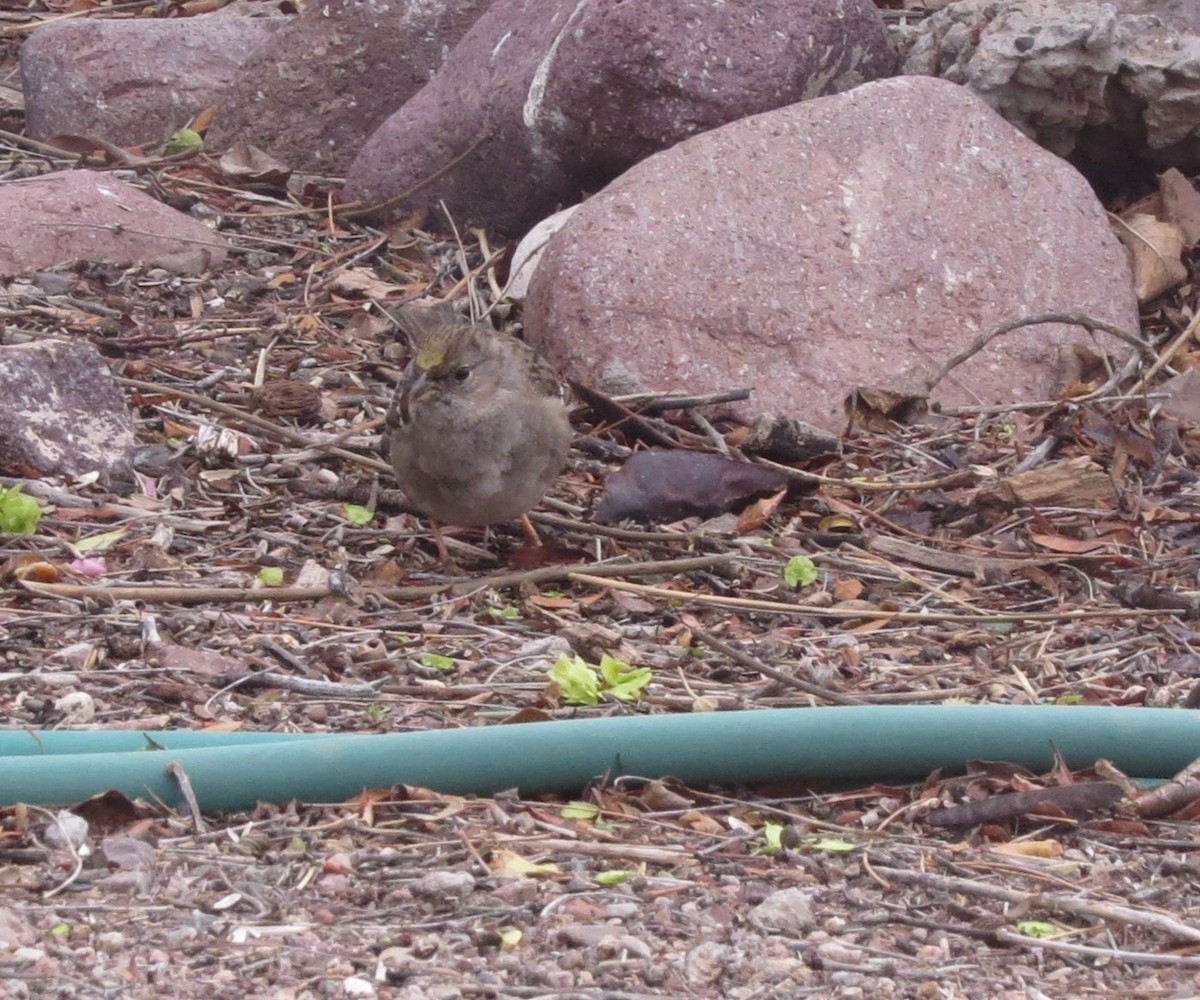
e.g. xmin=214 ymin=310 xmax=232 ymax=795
xmin=345 ymin=0 xmax=896 ymax=235
xmin=0 ymin=341 xmax=136 ymax=479
xmin=524 ymin=76 xmax=1138 ymax=433
xmin=902 ymin=0 xmax=1200 ymax=187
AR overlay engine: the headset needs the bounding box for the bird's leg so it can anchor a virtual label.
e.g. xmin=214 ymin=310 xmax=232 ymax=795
xmin=519 ymin=514 xmax=542 ymax=547
xmin=428 ymin=519 xmax=463 ymax=574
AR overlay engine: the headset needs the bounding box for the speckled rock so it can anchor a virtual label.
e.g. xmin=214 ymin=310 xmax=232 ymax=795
xmin=0 ymin=341 xmax=136 ymax=478
xmin=524 ymin=76 xmax=1138 ymax=433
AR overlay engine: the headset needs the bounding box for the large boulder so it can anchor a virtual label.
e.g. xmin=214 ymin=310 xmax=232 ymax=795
xmin=524 ymin=76 xmax=1138 ymax=432
xmin=345 ymin=0 xmax=895 ymax=235
xmin=21 ymin=14 xmax=283 ymax=147
xmin=207 ymin=0 xmax=491 ymax=173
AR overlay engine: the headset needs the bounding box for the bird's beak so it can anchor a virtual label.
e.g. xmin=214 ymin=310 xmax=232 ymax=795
xmin=407 ymin=371 xmax=440 ymax=406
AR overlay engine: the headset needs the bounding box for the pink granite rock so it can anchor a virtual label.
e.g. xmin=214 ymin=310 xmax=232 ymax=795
xmin=21 ymin=15 xmax=283 ymax=148
xmin=345 ymin=0 xmax=895 ymax=235
xmin=207 ymin=0 xmax=490 ymax=174
xmin=523 ymin=76 xmax=1139 ymax=433
xmin=0 ymin=171 xmax=227 ymax=277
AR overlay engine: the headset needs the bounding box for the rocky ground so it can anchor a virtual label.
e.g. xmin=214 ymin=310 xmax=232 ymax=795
xmin=3 ymin=21 xmax=1200 ymax=1000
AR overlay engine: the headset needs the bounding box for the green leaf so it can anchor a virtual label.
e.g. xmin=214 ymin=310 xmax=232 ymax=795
xmin=598 ymin=654 xmax=651 ymax=702
xmin=343 ymin=503 xmax=373 ymax=526
xmin=1015 ymin=920 xmax=1058 ymax=939
xmin=163 ymin=127 xmax=204 ymax=156
xmin=783 ymin=555 xmax=818 ymax=588
xmin=561 ymin=801 xmax=600 ymax=821
xmin=489 ymin=605 xmax=520 ymax=620
xmin=256 ymin=566 xmax=285 ymax=586
xmin=549 ymin=654 xmax=600 ymax=705
xmin=0 ymin=486 xmax=40 ymax=534
xmin=593 ymin=870 xmax=632 ymax=886
xmin=420 ymin=653 xmax=456 ymax=672
xmin=762 ymin=821 xmax=784 ymax=853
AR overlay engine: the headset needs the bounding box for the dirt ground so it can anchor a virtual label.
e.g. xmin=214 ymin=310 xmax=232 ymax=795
xmin=4 ymin=23 xmax=1200 ymax=1000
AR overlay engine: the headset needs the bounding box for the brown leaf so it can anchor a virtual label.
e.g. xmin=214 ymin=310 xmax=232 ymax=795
xmin=1026 ymin=531 xmax=1123 ymax=554
xmin=845 ymin=386 xmax=929 ymax=430
xmin=186 ymin=105 xmax=219 ymax=135
xmin=831 ymin=578 xmax=864 ymax=601
xmin=74 ymin=790 xmax=140 ymax=830
xmin=1115 ymin=213 xmax=1187 ymax=302
xmin=500 ymin=707 xmax=553 ymax=724
xmin=735 ymin=489 xmax=785 ymax=533
xmin=1159 ymin=167 xmax=1200 ymax=244
xmin=638 ymin=780 xmax=694 ymax=812
xmin=594 ymin=449 xmax=789 ymax=524
xmin=43 ymin=134 xmax=105 ymax=157
xmin=217 ymin=144 xmax=292 ymax=189
xmin=145 ymin=640 xmax=244 ymax=677
xmin=507 ymin=542 xmax=589 ymax=569
xmin=1158 ymin=369 xmax=1200 ymax=425
xmin=988 ymin=839 xmax=1063 ymax=858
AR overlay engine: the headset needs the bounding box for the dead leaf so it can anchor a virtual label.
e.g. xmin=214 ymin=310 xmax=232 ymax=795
xmin=1158 ymin=369 xmax=1200 ymax=425
xmin=43 ymin=134 xmax=105 ymax=157
xmin=638 ymin=780 xmax=694 ymax=812
xmin=491 ymin=849 xmax=560 ymax=877
xmin=145 ymin=640 xmax=244 ymax=677
xmin=507 ymin=542 xmax=589 ymax=569
xmin=735 ymin=489 xmax=785 ymax=533
xmin=1159 ymin=167 xmax=1200 ymax=245
xmin=1025 ymin=532 xmax=1122 ymax=555
xmin=186 ymin=105 xmax=219 ymax=135
xmin=988 ymin=839 xmax=1063 ymax=859
xmin=74 ymin=790 xmax=140 ymax=830
xmin=525 ymin=593 xmax=576 ymax=609
xmin=594 ymin=449 xmax=789 ymax=524
xmin=217 ymin=144 xmax=292 ymax=189
xmin=831 ymin=578 xmax=864 ymax=601
xmin=500 ymin=707 xmax=553 ymax=724
xmin=1115 ymin=213 xmax=1188 ymax=302
xmin=845 ymin=386 xmax=929 ymax=430
xmin=330 ymin=268 xmax=406 ymax=299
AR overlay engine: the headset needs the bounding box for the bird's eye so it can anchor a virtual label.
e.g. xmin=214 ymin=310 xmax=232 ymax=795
xmin=452 ymin=366 xmax=471 ymax=383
